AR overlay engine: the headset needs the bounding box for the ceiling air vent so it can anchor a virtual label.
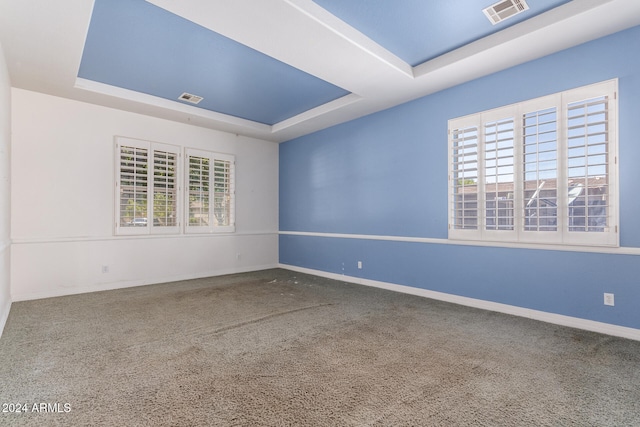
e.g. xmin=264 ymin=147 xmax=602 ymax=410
xmin=178 ymin=92 xmax=203 ymax=105
xmin=483 ymin=0 xmax=530 ymax=25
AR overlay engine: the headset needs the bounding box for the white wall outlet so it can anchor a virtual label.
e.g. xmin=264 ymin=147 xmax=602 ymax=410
xmin=101 ymin=265 xmax=109 ymax=274
xmin=604 ymin=293 xmax=615 ymax=306
xmin=357 ymin=261 xmax=362 ymax=269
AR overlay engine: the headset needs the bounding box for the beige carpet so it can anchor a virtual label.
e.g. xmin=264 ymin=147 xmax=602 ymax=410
xmin=1 ymin=269 xmax=639 ymax=426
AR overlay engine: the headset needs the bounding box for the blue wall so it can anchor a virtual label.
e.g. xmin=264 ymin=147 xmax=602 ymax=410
xmin=280 ymin=26 xmax=640 ymax=330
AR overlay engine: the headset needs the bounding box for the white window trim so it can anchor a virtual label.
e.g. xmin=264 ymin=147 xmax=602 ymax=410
xmin=448 ymin=79 xmax=619 ymax=247
xmin=115 ymin=137 xmax=182 ymax=236
xmin=184 ymin=148 xmax=236 ymax=234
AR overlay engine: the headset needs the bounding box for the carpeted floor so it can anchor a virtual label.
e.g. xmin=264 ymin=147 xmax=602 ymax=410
xmin=1 ymin=268 xmax=639 ymax=426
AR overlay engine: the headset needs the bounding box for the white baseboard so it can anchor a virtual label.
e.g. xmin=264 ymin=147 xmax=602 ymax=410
xmin=279 ymin=263 xmax=640 ymax=342
xmin=11 ymin=263 xmax=279 ymax=302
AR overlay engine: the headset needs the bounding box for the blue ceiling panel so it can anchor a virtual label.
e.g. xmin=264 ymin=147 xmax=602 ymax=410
xmin=312 ymin=0 xmax=572 ymax=66
xmin=78 ymin=0 xmax=350 ymax=125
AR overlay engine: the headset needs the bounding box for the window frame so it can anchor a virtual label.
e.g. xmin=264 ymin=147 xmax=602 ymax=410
xmin=184 ymin=148 xmax=236 ymax=234
xmin=114 ymin=137 xmax=181 ymax=236
xmin=448 ymin=79 xmax=618 ymax=247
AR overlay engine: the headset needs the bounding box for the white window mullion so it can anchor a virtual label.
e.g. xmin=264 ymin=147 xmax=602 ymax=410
xmin=557 ymin=97 xmax=569 ymax=244
xmin=477 ymin=117 xmax=487 ymax=239
xmin=513 ymin=106 xmax=524 ymax=241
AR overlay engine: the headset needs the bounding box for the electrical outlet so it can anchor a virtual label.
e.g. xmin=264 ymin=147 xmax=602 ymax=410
xmin=357 ymin=261 xmax=362 ymax=269
xmin=101 ymin=265 xmax=109 ymax=274
xmin=604 ymin=293 xmax=615 ymax=306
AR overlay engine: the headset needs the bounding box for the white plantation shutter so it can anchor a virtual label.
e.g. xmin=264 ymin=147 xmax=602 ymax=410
xmin=450 ymin=125 xmax=479 ymax=234
xmin=484 ymin=117 xmax=515 ymax=231
xmin=448 ymin=79 xmax=618 ymax=247
xmin=213 ymin=159 xmax=234 ymax=227
xmin=523 ymin=106 xmax=558 ymax=233
xmin=566 ymin=97 xmax=609 ymax=231
xmin=186 ymin=148 xmax=235 ymax=233
xmin=562 ymin=84 xmax=617 ymax=246
xmin=153 ymin=150 xmax=178 ymax=228
xmin=118 ymin=144 xmax=148 ymax=229
xmin=115 ymin=137 xmax=180 ymax=235
xmin=188 ymin=155 xmax=210 ymax=227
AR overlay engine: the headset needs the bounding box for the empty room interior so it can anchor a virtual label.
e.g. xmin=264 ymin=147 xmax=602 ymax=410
xmin=1 ymin=0 xmax=640 ymax=425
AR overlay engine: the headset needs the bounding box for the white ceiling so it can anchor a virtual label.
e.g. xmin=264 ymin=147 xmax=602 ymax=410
xmin=1 ymin=0 xmax=640 ymax=143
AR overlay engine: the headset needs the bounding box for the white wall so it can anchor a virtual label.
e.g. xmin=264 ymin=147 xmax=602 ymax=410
xmin=0 ymin=41 xmax=11 ymax=335
xmin=11 ymin=89 xmax=279 ymax=301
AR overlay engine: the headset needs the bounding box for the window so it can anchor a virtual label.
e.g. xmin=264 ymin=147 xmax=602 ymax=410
xmin=448 ymin=80 xmax=618 ymax=247
xmin=115 ymin=137 xmax=180 ymax=235
xmin=185 ymin=148 xmax=235 ymax=233
xmin=115 ymin=139 xmax=236 ymax=236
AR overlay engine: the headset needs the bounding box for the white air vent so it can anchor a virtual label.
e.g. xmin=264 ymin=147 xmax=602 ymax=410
xmin=483 ymin=0 xmax=529 ymax=25
xmin=178 ymin=92 xmax=203 ymax=105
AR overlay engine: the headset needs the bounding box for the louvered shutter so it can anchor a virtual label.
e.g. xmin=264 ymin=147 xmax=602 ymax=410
xmin=523 ymin=107 xmax=558 ymax=232
xmin=115 ymin=137 xmax=180 ymax=235
xmin=153 ymin=149 xmax=178 ymax=228
xmin=118 ymin=144 xmax=148 ymax=229
xmin=566 ymin=96 xmax=610 ymax=232
xmin=185 ymin=148 xmax=235 ymax=233
xmin=484 ymin=117 xmax=515 ymax=231
xmin=448 ymin=79 xmax=618 ymax=247
xmin=450 ymin=125 xmax=479 ymax=232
